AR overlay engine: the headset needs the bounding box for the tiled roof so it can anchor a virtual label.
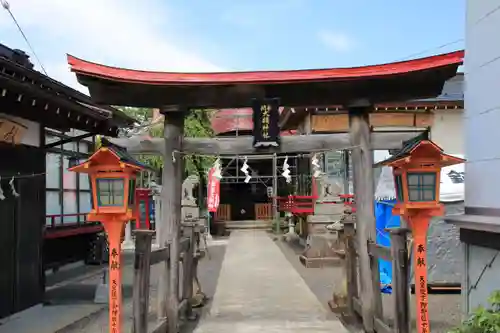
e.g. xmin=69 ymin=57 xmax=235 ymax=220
xmin=101 ymin=138 xmax=154 ymax=171
xmin=0 ymin=43 xmax=135 ymax=134
xmin=413 ymin=73 xmax=463 ymax=102
xmin=374 ymin=131 xmax=433 ymax=167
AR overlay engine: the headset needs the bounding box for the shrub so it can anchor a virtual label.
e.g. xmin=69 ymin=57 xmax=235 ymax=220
xmin=449 ymin=291 xmax=500 ymax=333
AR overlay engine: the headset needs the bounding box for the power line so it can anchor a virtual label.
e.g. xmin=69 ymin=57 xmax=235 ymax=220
xmin=395 ymin=38 xmax=464 ymax=62
xmin=1 ymin=0 xmax=49 ymax=75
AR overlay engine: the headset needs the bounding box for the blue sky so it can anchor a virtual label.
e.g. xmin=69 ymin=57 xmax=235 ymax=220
xmin=0 ymin=0 xmax=465 ymax=91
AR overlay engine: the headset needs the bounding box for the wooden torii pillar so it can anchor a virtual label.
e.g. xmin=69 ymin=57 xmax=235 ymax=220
xmin=349 ymin=104 xmax=382 ymax=332
xmin=110 ymin=108 xmax=418 ymax=333
xmin=157 ymin=108 xmax=184 ymax=330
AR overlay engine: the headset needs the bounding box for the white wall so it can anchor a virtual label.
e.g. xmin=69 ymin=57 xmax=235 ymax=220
xmin=462 ymin=0 xmax=500 ymax=315
xmin=430 ymin=110 xmax=464 ymax=155
xmin=464 ymin=0 xmax=500 ymax=209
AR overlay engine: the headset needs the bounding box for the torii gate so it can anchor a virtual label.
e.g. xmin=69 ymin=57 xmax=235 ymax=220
xmin=67 ymin=50 xmax=463 ymax=333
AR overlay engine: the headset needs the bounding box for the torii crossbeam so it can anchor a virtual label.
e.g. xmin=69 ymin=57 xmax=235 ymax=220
xmin=108 ymin=132 xmax=426 ymax=156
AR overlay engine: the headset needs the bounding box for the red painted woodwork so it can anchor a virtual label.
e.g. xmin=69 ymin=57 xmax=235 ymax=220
xmin=215 ymin=204 xmax=231 ymax=221
xmin=255 ymin=203 xmax=272 ymax=220
xmin=277 ymin=195 xmax=315 ymax=214
xmin=276 ymin=177 xmax=319 ymax=215
xmin=134 ymin=188 xmax=151 ymax=229
xmin=67 ymin=51 xmax=464 ymax=85
xmin=44 ymin=213 xmax=104 ymax=238
xmin=44 ymin=225 xmax=104 ymax=239
xmin=339 ymin=194 xmax=356 ymax=212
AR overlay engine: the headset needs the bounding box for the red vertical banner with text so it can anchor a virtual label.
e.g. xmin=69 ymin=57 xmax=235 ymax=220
xmin=207 ymin=167 xmax=220 ymax=213
xmin=409 ymin=215 xmax=431 ymax=333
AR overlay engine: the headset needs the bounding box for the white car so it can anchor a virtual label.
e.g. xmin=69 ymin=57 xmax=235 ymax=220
xmin=439 ymin=156 xmax=464 ymax=203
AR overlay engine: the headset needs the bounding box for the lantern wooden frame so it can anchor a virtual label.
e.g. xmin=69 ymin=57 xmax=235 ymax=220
xmin=68 ymin=146 xmax=143 ymax=221
xmin=377 ymin=138 xmax=465 ymax=216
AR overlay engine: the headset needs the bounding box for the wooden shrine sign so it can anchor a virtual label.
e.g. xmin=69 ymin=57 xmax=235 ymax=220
xmin=252 ymin=98 xmax=280 ymax=148
xmin=0 ymin=117 xmax=27 ymax=145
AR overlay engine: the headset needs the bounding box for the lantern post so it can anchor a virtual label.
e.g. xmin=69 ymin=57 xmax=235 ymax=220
xmin=376 ymin=134 xmax=465 ymax=333
xmin=68 ymin=145 xmax=145 ymax=333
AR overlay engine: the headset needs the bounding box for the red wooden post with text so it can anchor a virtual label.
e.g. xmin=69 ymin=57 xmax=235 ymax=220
xmin=68 ymin=145 xmax=145 ymax=333
xmin=376 ymin=133 xmax=465 ymax=333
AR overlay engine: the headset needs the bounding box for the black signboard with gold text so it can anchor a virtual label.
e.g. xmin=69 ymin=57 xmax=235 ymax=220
xmin=252 ymin=98 xmax=280 ymax=148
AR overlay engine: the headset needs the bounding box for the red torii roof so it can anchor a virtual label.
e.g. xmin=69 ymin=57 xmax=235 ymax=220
xmin=67 ymin=51 xmax=464 ymax=108
xmin=67 ymin=51 xmax=463 ymax=85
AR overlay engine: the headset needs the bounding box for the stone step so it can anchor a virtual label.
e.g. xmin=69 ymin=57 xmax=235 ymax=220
xmin=224 ymin=220 xmax=272 ymax=230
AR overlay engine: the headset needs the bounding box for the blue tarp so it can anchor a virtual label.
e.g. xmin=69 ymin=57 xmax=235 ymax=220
xmin=374 ymin=199 xmax=401 ymax=294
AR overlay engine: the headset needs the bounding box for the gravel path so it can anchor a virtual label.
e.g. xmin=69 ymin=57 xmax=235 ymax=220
xmin=58 ymin=238 xmax=228 ymax=333
xmin=274 ymin=234 xmax=462 ymax=333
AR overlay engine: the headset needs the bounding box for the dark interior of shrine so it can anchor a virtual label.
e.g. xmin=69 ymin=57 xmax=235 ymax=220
xmin=220 ymin=182 xmax=269 ymax=221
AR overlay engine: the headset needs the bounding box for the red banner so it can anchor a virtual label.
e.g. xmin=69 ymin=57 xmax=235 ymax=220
xmin=207 ymin=168 xmax=220 ymax=212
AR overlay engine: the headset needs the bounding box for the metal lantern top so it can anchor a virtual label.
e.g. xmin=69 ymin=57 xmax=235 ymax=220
xmin=375 ymin=132 xmax=466 ymax=216
xmin=68 ymin=142 xmax=146 ymax=220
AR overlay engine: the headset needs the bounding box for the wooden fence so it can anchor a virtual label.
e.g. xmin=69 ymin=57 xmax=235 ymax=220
xmin=215 ymin=204 xmax=231 ymax=221
xmin=342 ymin=219 xmax=411 ymax=333
xmin=132 ymin=222 xmax=203 ymax=333
xmin=255 ymin=203 xmax=272 ymax=220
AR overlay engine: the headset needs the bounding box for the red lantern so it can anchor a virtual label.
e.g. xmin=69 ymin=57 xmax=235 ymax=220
xmin=68 ymin=145 xmax=145 ymax=333
xmin=376 ymin=134 xmax=465 ymax=333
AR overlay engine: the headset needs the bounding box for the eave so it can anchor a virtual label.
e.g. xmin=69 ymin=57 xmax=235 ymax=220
xmin=0 ymin=50 xmax=135 ymax=136
xmin=280 ymin=72 xmax=464 ymax=130
xmin=67 ymin=51 xmax=464 ymax=108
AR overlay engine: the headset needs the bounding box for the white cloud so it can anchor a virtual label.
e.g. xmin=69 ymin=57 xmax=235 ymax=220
xmin=318 ymin=30 xmax=355 ymax=52
xmin=0 ymin=0 xmax=222 ymax=92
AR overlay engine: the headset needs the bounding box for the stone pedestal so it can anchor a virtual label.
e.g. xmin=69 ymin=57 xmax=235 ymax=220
xmin=300 ymin=206 xmax=345 ymax=268
xmin=284 ymin=213 xmax=299 ymax=242
xmin=300 ymin=175 xmax=346 ymax=268
xmin=121 ymin=223 xmax=135 ymax=251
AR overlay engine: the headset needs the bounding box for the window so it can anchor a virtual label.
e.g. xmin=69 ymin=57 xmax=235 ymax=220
xmin=407 ymin=172 xmax=436 ymax=202
xmin=394 ymin=175 xmax=404 ymax=201
xmin=97 ymin=178 xmax=125 ymax=206
xmin=45 ymin=130 xmax=94 ymax=225
xmin=324 ymin=151 xmax=343 ymax=178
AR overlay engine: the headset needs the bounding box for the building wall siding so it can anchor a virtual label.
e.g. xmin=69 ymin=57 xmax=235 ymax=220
xmin=465 ymin=0 xmax=500 ymax=209
xmin=464 ymin=244 xmax=500 ymax=313
xmin=463 ymin=0 xmax=500 ymax=316
xmin=430 ymin=110 xmax=464 ymax=155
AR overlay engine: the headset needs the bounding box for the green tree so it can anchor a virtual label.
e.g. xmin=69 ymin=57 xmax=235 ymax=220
xmin=116 ymin=107 xmax=215 ymax=186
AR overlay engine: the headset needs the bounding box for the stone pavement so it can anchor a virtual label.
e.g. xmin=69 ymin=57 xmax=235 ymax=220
xmin=194 ymin=230 xmax=349 ymax=333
